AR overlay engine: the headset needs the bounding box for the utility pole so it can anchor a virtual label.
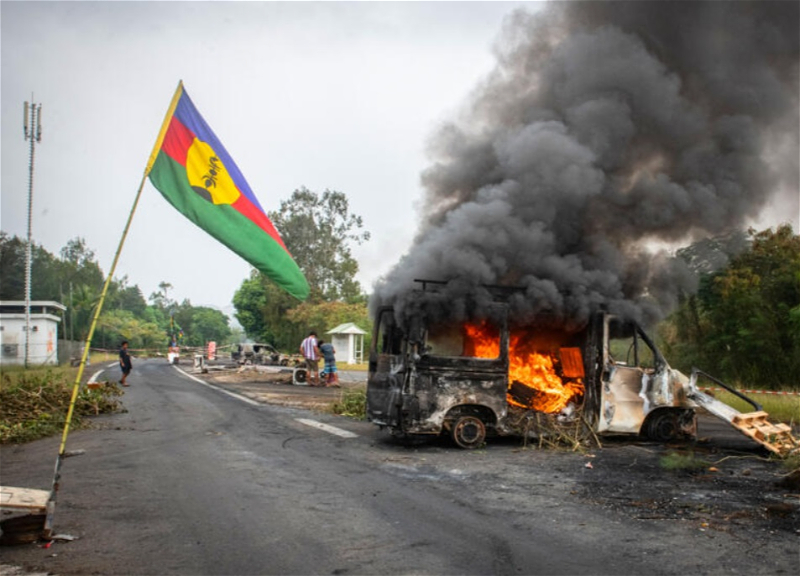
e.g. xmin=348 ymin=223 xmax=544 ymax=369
xmin=24 ymin=98 xmax=42 ymax=368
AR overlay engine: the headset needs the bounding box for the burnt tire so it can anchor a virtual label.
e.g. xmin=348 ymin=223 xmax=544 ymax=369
xmin=646 ymin=411 xmax=679 ymax=442
xmin=451 ymin=415 xmax=486 ymax=449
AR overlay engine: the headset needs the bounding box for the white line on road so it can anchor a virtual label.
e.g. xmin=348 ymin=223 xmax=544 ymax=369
xmin=88 ymin=362 xmax=120 ymax=384
xmin=295 ymin=418 xmax=358 ymax=438
xmin=172 ymin=365 xmax=261 ymax=406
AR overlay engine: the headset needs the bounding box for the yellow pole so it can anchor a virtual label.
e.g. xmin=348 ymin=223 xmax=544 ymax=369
xmin=45 ymin=80 xmax=183 ymax=538
xmin=45 ymin=170 xmax=149 ymax=536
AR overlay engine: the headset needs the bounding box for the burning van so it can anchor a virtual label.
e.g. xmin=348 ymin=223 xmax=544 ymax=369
xmin=366 ymin=284 xmax=797 ymax=454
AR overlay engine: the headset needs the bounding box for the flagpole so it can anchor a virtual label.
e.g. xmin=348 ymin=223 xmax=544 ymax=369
xmin=44 ymin=167 xmax=149 ymax=536
xmin=44 ymin=83 xmax=186 ymax=537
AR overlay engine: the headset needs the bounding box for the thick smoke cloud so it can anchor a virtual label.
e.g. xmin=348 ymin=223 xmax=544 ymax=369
xmin=373 ymin=1 xmax=799 ymax=329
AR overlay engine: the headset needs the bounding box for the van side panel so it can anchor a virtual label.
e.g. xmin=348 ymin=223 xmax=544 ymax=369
xmin=405 ymin=368 xmax=508 ymax=434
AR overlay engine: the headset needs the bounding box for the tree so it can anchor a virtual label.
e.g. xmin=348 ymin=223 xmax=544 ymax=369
xmin=96 ymin=309 xmax=164 ymax=351
xmin=0 ymin=233 xmax=65 ymax=301
xmin=149 ymin=281 xmax=174 ymax=312
xmin=703 ymin=226 xmax=800 ymax=386
xmin=187 ymin=307 xmax=231 ymax=346
xmin=269 ymin=187 xmax=370 ymax=302
xmin=286 ymin=300 xmax=372 ymax=351
xmin=0 ymin=232 xmax=26 ymax=299
xmin=233 ymin=273 xmax=300 ymax=349
xmin=660 ymin=225 xmax=800 ymax=388
xmin=106 ymin=275 xmax=147 ymax=317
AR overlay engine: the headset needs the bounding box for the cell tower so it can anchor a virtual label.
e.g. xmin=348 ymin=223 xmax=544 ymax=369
xmin=24 ymin=99 xmax=42 ymax=367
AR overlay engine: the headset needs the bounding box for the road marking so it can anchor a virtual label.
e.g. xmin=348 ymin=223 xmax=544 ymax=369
xmin=88 ymin=362 xmax=119 ymax=384
xmin=172 ymin=365 xmax=261 ymax=406
xmin=295 ymin=418 xmax=358 ymax=438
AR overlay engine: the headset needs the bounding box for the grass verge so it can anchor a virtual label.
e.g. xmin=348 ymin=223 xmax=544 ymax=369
xmin=331 ymin=386 xmax=367 ymax=419
xmin=660 ymin=450 xmax=712 ymax=471
xmin=1 ymin=365 xmax=123 ymax=444
xmin=704 ymin=389 xmax=800 ymax=426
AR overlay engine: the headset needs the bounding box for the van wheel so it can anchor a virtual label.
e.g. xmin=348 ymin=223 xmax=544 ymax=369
xmin=646 ymin=411 xmax=678 ymax=442
xmin=451 ymin=415 xmax=486 ymax=449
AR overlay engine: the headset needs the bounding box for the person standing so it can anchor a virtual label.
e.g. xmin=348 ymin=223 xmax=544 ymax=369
xmin=119 ymin=340 xmax=133 ymax=387
xmin=317 ymin=339 xmax=340 ymax=387
xmin=299 ymin=331 xmax=320 ymax=386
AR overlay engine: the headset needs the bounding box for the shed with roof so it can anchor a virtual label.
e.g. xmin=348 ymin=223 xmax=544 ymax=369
xmin=325 ymin=322 xmax=367 ymax=364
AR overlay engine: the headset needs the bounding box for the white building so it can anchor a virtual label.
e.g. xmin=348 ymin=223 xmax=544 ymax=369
xmin=325 ymin=322 xmax=367 ymax=365
xmin=0 ymin=301 xmax=65 ymax=366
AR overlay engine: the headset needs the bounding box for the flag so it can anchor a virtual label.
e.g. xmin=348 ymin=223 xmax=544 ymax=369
xmin=146 ymin=82 xmax=309 ymax=300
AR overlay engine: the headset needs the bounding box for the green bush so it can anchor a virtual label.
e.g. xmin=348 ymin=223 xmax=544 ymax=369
xmin=0 ymin=366 xmax=123 ymax=444
xmin=331 ymin=386 xmax=367 ymax=419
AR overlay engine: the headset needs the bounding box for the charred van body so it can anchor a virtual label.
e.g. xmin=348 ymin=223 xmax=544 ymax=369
xmin=366 ymin=287 xmax=796 ymax=455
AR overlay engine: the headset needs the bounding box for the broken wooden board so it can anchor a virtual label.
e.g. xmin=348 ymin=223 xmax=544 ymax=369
xmin=0 ymin=486 xmax=50 ymax=513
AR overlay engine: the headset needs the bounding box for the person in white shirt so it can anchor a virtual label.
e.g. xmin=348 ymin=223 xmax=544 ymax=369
xmin=299 ymin=331 xmax=321 ymax=386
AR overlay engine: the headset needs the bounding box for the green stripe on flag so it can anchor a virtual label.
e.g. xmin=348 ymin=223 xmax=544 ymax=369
xmin=149 ymin=152 xmax=309 ymax=300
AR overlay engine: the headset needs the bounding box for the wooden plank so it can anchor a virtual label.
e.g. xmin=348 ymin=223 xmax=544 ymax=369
xmin=732 ymin=411 xmax=769 ymax=424
xmin=0 ymin=486 xmax=50 ymax=512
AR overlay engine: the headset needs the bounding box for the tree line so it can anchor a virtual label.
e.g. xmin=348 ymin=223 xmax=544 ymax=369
xmin=658 ymin=224 xmax=800 ymax=389
xmin=0 ymin=186 xmax=375 ymax=357
xmin=4 ymin=182 xmax=794 ymax=386
xmin=0 ymin=233 xmax=232 ymax=351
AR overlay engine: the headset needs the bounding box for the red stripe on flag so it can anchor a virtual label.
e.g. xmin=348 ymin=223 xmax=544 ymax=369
xmin=231 ymin=195 xmax=289 ymax=252
xmin=162 ymin=116 xmax=195 ymax=167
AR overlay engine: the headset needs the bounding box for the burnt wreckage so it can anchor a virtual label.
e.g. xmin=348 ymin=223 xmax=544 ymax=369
xmin=366 ymin=282 xmax=798 ymax=455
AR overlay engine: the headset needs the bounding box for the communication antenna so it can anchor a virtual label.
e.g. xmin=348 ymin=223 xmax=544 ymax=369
xmin=23 ymin=98 xmax=42 ymax=367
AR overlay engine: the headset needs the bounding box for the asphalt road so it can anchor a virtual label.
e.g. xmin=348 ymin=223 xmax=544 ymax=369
xmin=1 ymin=359 xmax=797 ymax=575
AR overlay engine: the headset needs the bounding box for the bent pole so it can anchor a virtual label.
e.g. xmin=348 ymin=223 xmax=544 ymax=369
xmin=45 ymin=169 xmax=149 ymax=537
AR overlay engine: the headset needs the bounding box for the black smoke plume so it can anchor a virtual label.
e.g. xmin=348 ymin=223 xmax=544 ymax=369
xmin=373 ymin=1 xmax=799 ymax=329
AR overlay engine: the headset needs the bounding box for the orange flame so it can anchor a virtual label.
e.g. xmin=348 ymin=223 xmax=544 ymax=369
xmin=464 ymin=322 xmax=500 ymax=358
xmin=463 ymin=323 xmax=584 ymax=414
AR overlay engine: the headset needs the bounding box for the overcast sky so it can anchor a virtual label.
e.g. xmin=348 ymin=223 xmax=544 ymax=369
xmin=1 ymin=0 xmax=535 ymax=310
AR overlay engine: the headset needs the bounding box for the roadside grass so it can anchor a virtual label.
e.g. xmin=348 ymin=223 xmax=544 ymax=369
xmin=659 ymin=450 xmax=712 ymax=471
xmin=336 ymin=362 xmax=368 ymax=371
xmin=704 ymin=389 xmax=800 ymax=426
xmin=782 ymin=452 xmax=800 ymax=473
xmin=90 ymin=350 xmax=116 ymax=363
xmin=0 ymin=365 xmax=123 ymax=444
xmin=330 ymin=386 xmax=367 ymax=419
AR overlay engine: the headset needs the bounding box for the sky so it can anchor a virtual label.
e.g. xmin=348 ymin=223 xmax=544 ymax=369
xmin=1 ymin=0 xmax=535 ymax=311
xmin=2 ymin=1 xmax=797 ymax=320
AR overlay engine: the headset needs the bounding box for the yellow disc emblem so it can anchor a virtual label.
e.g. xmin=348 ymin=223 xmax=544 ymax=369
xmin=186 ymin=139 xmax=240 ymax=205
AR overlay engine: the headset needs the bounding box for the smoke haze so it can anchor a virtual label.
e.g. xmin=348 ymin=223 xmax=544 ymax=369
xmin=373 ymin=1 xmax=799 ymax=329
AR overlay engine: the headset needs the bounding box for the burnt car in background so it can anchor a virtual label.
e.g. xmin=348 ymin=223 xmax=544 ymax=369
xmin=366 ymin=286 xmax=797 ymax=454
xmin=231 ymin=343 xmax=302 ymax=367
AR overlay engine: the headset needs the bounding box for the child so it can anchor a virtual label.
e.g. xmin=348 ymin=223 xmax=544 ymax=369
xmin=317 ymin=339 xmax=340 ymax=387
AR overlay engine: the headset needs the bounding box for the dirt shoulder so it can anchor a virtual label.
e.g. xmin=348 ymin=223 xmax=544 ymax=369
xmin=193 ymin=363 xmax=366 ymax=412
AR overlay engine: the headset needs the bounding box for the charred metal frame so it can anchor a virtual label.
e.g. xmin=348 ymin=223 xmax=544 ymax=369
xmin=368 ymin=286 xmax=700 ymax=447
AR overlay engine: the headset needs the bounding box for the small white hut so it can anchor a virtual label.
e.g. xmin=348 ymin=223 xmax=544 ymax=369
xmin=0 ymin=300 xmax=65 ymax=366
xmin=325 ymin=322 xmax=367 ymax=365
